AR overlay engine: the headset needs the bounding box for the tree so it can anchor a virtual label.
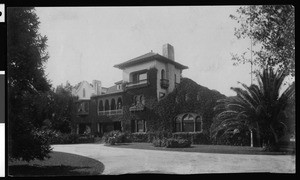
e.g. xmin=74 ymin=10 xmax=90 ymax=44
xmin=212 ymin=68 xmax=295 ymax=151
xmin=48 ymin=83 xmax=76 ymax=133
xmin=8 ymin=7 xmax=53 ymax=161
xmin=230 ymin=5 xmax=295 ymax=76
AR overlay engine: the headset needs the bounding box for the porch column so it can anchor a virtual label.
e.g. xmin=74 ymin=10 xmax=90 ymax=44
xmin=250 ymin=129 xmax=254 ymax=147
xmin=76 ymin=124 xmax=79 ymax=134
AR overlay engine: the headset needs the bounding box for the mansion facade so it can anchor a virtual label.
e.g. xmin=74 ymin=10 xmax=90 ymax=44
xmin=72 ymin=44 xmax=204 ymax=135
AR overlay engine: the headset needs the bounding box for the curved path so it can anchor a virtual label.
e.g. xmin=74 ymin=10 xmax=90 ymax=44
xmin=52 ymin=144 xmax=295 ymax=174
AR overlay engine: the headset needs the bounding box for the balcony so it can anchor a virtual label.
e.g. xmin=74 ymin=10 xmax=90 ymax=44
xmin=129 ymin=103 xmax=145 ymax=112
xmin=160 ymin=79 xmax=169 ymax=89
xmin=125 ymin=79 xmax=149 ymax=89
xmin=98 ymin=109 xmax=123 ymax=116
xmin=77 ymin=110 xmax=89 ymax=116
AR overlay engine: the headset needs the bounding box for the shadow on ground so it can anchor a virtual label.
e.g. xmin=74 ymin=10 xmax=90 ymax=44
xmin=8 ymin=151 xmax=105 ymax=177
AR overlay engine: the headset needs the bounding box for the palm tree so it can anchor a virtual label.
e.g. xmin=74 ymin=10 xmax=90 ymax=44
xmin=212 ymin=68 xmax=295 ymax=151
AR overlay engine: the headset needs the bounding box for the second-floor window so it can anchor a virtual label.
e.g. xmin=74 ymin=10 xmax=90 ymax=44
xmin=133 ymin=95 xmax=145 ymax=105
xmin=161 ymin=69 xmax=165 ymax=79
xmin=78 ymin=101 xmax=89 ymax=113
xmin=83 ymin=88 xmax=86 ymax=98
xmin=132 ymin=72 xmax=147 ymax=83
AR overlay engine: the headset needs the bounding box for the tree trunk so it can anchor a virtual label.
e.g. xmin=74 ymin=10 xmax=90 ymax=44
xmin=255 ymin=122 xmax=261 ymax=147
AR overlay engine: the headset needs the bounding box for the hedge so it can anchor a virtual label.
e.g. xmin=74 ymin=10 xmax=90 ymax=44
xmin=49 ymin=132 xmax=95 ymax=144
xmin=172 ymin=132 xmax=210 ymax=144
xmin=165 ymin=138 xmax=191 ymax=148
xmin=102 ymin=130 xmax=132 ymax=145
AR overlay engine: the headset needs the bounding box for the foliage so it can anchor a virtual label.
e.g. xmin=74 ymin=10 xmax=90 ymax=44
xmin=153 ymin=78 xmax=226 ymax=134
xmin=230 ymin=5 xmax=295 ymax=76
xmin=152 ymin=138 xmax=168 ymax=147
xmin=102 ymin=130 xmax=131 ymax=145
xmin=211 ymin=128 xmax=251 ymax=146
xmin=212 ymin=68 xmax=295 ymax=151
xmin=165 ymin=138 xmax=191 ymax=148
xmin=8 ymin=7 xmax=53 ymax=161
xmin=121 ymin=67 xmax=159 ymax=132
xmin=49 ymin=83 xmax=76 ymax=133
xmin=172 ymin=132 xmax=210 ymax=145
xmin=49 ymin=132 xmax=80 ymax=144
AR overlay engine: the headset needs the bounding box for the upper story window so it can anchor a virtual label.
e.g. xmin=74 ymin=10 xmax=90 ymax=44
xmin=98 ymin=100 xmax=104 ymax=111
xmin=185 ymin=94 xmax=189 ymax=101
xmin=133 ymin=95 xmax=145 ymax=105
xmin=161 ymin=69 xmax=165 ymax=79
xmin=78 ymin=101 xmax=89 ymax=113
xmin=117 ymin=84 xmax=121 ymax=90
xmin=174 ymin=74 xmax=176 ymax=83
xmin=83 ymin=88 xmax=86 ymax=98
xmin=197 ymin=92 xmax=200 ymax=101
xmin=132 ymin=72 xmax=147 ymax=83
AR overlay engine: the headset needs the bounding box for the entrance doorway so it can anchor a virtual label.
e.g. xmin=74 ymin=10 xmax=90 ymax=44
xmin=113 ymin=121 xmax=122 ymax=131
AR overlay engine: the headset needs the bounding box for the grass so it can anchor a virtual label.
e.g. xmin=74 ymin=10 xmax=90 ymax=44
xmin=8 ymin=151 xmax=105 ymax=177
xmin=109 ymin=142 xmax=294 ymax=155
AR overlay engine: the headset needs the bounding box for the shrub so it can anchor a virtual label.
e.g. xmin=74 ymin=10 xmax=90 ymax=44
xmin=165 ymin=138 xmax=191 ymax=148
xmin=102 ymin=130 xmax=131 ymax=145
xmin=131 ymin=132 xmax=149 ymax=142
xmin=49 ymin=132 xmax=96 ymax=144
xmin=49 ymin=132 xmax=80 ymax=144
xmin=152 ymin=138 xmax=168 ymax=147
xmin=172 ymin=132 xmax=210 ymax=144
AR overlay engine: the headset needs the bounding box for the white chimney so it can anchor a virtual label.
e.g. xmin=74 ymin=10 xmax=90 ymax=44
xmin=92 ymin=80 xmax=102 ymax=95
xmin=162 ymin=43 xmax=175 ymax=61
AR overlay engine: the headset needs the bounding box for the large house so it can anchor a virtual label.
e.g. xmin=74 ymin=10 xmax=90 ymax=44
xmin=72 ymin=44 xmax=189 ymax=135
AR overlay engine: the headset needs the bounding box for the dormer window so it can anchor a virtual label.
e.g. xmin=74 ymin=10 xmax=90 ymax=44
xmin=117 ymin=84 xmax=121 ymax=90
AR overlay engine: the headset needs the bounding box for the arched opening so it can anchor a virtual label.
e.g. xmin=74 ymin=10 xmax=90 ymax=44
xmin=161 ymin=69 xmax=165 ymax=79
xmin=182 ymin=114 xmax=194 ymax=132
xmin=111 ymin=98 xmax=116 ymax=110
xmin=105 ymin=99 xmax=109 ymax=111
xmin=195 ymin=116 xmax=202 ymax=132
xmin=98 ymin=100 xmax=103 ymax=111
xmin=175 ymin=116 xmax=182 ymax=132
xmin=174 ymin=113 xmax=202 ymax=132
xmin=140 ymin=95 xmax=145 ymax=105
xmin=117 ymin=97 xmax=122 ymax=109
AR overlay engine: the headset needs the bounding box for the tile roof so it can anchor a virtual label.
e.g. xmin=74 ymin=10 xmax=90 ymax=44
xmin=114 ymin=52 xmax=188 ymax=70
xmin=106 ymin=84 xmax=123 ymax=94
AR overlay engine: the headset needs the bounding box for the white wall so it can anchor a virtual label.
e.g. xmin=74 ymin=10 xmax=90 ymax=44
xmin=74 ymin=81 xmax=95 ymax=100
xmin=121 ymin=60 xmax=182 ymax=100
xmin=122 ymin=61 xmax=156 ymax=82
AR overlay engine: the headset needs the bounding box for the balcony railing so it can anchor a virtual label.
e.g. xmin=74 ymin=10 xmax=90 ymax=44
xmin=77 ymin=110 xmax=89 ymax=116
xmin=126 ymin=79 xmax=149 ymax=89
xmin=160 ymin=79 xmax=169 ymax=89
xmin=98 ymin=109 xmax=123 ymax=116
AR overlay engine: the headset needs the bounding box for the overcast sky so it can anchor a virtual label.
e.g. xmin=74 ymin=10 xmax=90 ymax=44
xmin=35 ymin=6 xmax=260 ymax=96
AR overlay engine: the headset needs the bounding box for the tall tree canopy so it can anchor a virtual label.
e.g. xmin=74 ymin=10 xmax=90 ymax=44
xmin=230 ymin=5 xmax=295 ymax=76
xmin=212 ymin=68 xmax=295 ymax=151
xmin=8 ymin=7 xmax=52 ymax=161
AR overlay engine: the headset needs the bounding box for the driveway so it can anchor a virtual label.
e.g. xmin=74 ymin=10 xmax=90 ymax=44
xmin=52 ymin=144 xmax=295 ymax=174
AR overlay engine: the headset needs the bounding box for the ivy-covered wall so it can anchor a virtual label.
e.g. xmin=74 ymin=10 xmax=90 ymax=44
xmin=71 ymin=69 xmax=226 ymax=137
xmin=121 ymin=67 xmax=159 ymax=132
xmin=153 ymin=78 xmax=226 ymax=135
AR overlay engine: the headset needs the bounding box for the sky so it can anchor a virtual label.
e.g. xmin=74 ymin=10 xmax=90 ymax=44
xmin=35 ymin=6 xmax=266 ymax=97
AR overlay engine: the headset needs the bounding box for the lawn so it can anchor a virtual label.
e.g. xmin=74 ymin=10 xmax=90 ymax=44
xmin=108 ymin=143 xmax=294 ymax=155
xmin=8 ymin=151 xmax=105 ymax=177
